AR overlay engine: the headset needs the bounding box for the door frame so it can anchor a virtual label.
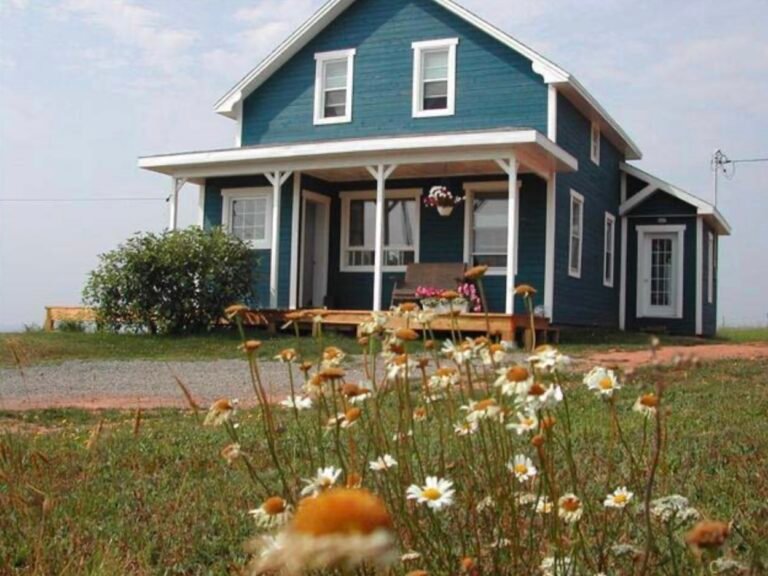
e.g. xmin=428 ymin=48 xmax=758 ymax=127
xmin=635 ymin=224 xmax=685 ymax=319
xmin=299 ymin=190 xmax=331 ymax=308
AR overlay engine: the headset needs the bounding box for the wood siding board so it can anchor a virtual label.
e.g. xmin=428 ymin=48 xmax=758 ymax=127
xmin=702 ymin=221 xmax=717 ymax=336
xmin=553 ymin=93 xmax=621 ymax=327
xmin=242 ymin=0 xmax=547 ymax=146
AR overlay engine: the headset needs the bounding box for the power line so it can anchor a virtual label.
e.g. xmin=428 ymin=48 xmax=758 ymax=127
xmin=0 ymin=197 xmax=164 ymax=203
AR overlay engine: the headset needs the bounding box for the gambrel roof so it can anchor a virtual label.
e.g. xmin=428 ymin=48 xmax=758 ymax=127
xmin=214 ymin=0 xmax=642 ymax=160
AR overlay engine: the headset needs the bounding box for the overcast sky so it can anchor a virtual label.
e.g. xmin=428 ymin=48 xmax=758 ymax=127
xmin=1 ymin=0 xmax=767 ymax=330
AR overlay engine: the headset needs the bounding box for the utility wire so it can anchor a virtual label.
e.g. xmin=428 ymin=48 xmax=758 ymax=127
xmin=0 ymin=197 xmax=164 ymax=203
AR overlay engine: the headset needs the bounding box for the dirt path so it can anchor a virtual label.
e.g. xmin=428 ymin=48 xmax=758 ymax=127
xmin=585 ymin=342 xmax=768 ymax=369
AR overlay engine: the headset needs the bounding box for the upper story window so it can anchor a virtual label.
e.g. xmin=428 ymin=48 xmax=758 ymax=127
xmin=603 ymin=212 xmax=616 ymax=287
xmin=412 ymin=38 xmax=458 ymax=118
xmin=221 ymin=188 xmax=272 ymax=250
xmin=314 ymin=49 xmax=356 ymax=125
xmin=569 ymin=189 xmax=584 ymax=278
xmin=340 ymin=190 xmax=420 ymax=271
xmin=590 ymin=121 xmax=601 ymax=165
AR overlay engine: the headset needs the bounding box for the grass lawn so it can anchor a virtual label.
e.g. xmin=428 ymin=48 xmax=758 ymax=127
xmin=2 ymin=358 xmax=766 ymax=574
xmin=2 ymin=325 xmax=766 ymax=368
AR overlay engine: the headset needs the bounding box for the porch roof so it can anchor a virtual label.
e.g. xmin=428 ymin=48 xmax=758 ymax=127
xmin=138 ymin=128 xmax=578 ymax=183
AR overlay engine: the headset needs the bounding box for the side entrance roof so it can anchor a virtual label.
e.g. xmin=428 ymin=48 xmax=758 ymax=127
xmin=213 ymin=0 xmax=642 ymax=160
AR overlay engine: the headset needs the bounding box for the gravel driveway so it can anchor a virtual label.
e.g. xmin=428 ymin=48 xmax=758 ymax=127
xmin=0 ymin=359 xmax=372 ymax=410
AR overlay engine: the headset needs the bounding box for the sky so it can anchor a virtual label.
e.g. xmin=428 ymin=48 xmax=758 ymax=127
xmin=1 ymin=0 xmax=767 ymax=330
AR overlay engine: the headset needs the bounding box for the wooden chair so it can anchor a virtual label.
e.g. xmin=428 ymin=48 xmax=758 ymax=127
xmin=390 ymin=262 xmax=466 ymax=306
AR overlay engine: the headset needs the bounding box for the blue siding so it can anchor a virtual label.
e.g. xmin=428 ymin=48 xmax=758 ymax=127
xmin=203 ymin=175 xmax=293 ymax=308
xmin=630 ymin=192 xmax=697 ymax=217
xmin=553 ymin=93 xmax=621 ymax=327
xmin=241 ymin=0 xmax=547 ymax=145
xmin=702 ymin=222 xmax=717 ymax=336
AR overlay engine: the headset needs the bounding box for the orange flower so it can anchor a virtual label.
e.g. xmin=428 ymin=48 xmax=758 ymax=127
xmin=396 ymin=328 xmax=420 ymax=341
xmin=263 ymin=496 xmax=288 ymax=516
xmin=424 ymin=339 xmax=435 ymax=350
xmin=293 ymin=489 xmax=392 ymax=537
xmin=505 ymin=366 xmax=530 ymax=382
xmin=240 ymin=340 xmax=262 ymax=352
xmin=464 ymin=265 xmax=489 ymax=280
xmin=441 ymin=290 xmax=460 ymax=300
xmin=514 ymin=284 xmax=537 ymax=297
xmin=224 ymin=304 xmax=248 ymax=318
xmin=685 ymin=520 xmax=731 ymax=550
xmin=320 ymin=367 xmax=346 ymax=380
xmin=399 ymin=302 xmax=419 ymax=312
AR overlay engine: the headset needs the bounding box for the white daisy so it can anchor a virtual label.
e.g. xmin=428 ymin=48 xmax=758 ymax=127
xmin=386 ymin=355 xmax=417 ymax=381
xmin=535 ymin=497 xmax=554 ymax=515
xmin=454 ymin=420 xmax=479 ymax=436
xmin=494 ymin=365 xmax=532 ymax=397
xmin=508 ymin=455 xmax=537 ymax=482
xmin=604 ymin=486 xmax=634 ymax=509
xmin=528 ymin=345 xmax=571 ymax=373
xmin=507 ymin=410 xmax=539 ymax=435
xmin=369 ymin=454 xmax=398 ymax=471
xmin=406 ymin=476 xmax=455 ymax=510
xmin=557 ymin=493 xmax=583 ymax=523
xmin=249 ymin=496 xmax=293 ymax=530
xmin=279 ymin=395 xmax=313 ymax=410
xmin=584 ymin=366 xmax=621 ymax=398
xmin=300 ymin=466 xmax=342 ymax=497
xmin=523 ymin=383 xmax=563 ymax=410
xmin=441 ymin=339 xmax=474 ymax=363
xmin=461 ymin=398 xmax=502 ymax=423
xmin=633 ymin=393 xmax=659 ymax=417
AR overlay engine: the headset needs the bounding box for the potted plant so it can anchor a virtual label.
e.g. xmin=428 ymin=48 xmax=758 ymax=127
xmin=416 ymin=285 xmax=471 ymax=314
xmin=423 ymin=185 xmax=463 ymax=217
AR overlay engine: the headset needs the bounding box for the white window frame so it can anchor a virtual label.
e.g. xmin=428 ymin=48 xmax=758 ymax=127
xmin=568 ymin=190 xmax=584 ymax=278
xmin=636 ymin=224 xmax=686 ymax=319
xmin=603 ymin=212 xmax=616 ymax=287
xmin=707 ymin=231 xmax=715 ymax=304
xmin=463 ymin=181 xmax=520 ymax=276
xmin=313 ymin=48 xmax=356 ymax=125
xmin=590 ymin=120 xmax=601 ymax=165
xmin=339 ymin=189 xmax=421 ymax=272
xmin=411 ymin=38 xmax=458 ymax=118
xmin=221 ymin=187 xmax=273 ymax=250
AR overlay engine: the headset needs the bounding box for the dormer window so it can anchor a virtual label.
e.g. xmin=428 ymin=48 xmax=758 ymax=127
xmin=314 ymin=49 xmax=356 ymax=125
xmin=590 ymin=121 xmax=601 ymax=164
xmin=412 ymin=38 xmax=458 ymax=118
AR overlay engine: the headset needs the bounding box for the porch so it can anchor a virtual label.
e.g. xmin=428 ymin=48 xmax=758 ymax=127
xmin=139 ymin=128 xmax=577 ymax=317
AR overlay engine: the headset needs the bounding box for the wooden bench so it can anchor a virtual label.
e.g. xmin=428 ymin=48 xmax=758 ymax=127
xmin=43 ymin=306 xmax=97 ymax=331
xmin=390 ymin=262 xmax=466 ymax=306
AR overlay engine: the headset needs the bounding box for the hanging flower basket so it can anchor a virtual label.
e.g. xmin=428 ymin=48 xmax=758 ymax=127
xmin=423 ymin=185 xmax=463 ymax=217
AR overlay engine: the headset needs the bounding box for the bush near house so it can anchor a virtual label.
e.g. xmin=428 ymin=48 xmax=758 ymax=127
xmin=83 ymin=228 xmax=254 ymax=335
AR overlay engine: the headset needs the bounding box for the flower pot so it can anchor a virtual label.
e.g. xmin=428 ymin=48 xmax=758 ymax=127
xmin=437 ymin=205 xmax=454 ymax=217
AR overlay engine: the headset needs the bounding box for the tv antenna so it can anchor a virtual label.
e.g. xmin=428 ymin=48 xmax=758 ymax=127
xmin=711 ymin=149 xmax=768 ymax=206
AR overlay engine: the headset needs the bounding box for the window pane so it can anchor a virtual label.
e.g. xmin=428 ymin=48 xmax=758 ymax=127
xmin=384 ymin=199 xmax=416 ymax=247
xmin=231 ymin=198 xmax=266 ymax=243
xmin=570 ymin=237 xmax=581 ymax=271
xmin=472 ymin=194 xmax=507 ymax=267
xmin=324 ymin=88 xmax=347 ymax=118
xmin=423 ymin=50 xmax=448 ymax=81
xmin=349 ymin=200 xmax=375 ymax=248
xmin=424 ymin=80 xmax=447 ymax=98
xmin=474 ymin=254 xmax=507 ymax=268
xmin=324 ymin=60 xmax=347 ymax=89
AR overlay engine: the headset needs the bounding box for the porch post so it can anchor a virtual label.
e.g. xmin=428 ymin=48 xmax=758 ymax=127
xmin=265 ymin=170 xmax=293 ymax=309
xmin=169 ymin=177 xmax=186 ymax=231
xmin=366 ymin=164 xmax=397 ymax=311
xmin=496 ymin=156 xmax=519 ymax=314
xmin=544 ymin=173 xmax=556 ymax=320
xmin=289 ymin=172 xmax=301 ymax=310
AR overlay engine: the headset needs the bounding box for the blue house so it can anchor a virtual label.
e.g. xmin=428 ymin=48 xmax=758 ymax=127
xmin=139 ymin=0 xmax=730 ymax=336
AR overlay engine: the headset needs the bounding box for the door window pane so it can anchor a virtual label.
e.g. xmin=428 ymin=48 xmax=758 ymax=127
xmin=472 ymin=193 xmax=507 ymax=268
xmin=345 ymin=197 xmax=416 ymax=268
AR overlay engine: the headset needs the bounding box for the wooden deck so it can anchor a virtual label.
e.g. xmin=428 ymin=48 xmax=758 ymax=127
xmin=42 ymin=306 xmax=558 ymax=345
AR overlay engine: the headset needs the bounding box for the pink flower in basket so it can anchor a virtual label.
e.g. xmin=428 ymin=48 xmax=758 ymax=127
xmin=422 ymin=186 xmax=463 ymax=208
xmin=457 ymin=282 xmax=482 ymax=312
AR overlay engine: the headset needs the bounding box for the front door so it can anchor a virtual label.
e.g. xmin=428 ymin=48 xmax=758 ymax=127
xmin=640 ymin=232 xmax=679 ymax=318
xmin=300 ymin=192 xmax=330 ymax=308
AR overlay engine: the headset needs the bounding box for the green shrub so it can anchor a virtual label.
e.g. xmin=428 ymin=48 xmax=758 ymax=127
xmin=83 ymin=228 xmax=255 ymax=334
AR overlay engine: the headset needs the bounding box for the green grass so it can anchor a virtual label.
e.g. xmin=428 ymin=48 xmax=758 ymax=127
xmin=2 ymin=358 xmax=767 ymax=574
xmin=718 ymin=326 xmax=768 ymax=343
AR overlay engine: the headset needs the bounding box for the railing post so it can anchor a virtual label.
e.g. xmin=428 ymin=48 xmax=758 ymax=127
xmin=366 ymin=164 xmax=397 ymax=311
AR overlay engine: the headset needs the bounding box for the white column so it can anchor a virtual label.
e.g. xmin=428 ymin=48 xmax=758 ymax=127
xmin=496 ymin=157 xmax=519 ymax=314
xmin=544 ymin=173 xmax=556 ymax=320
xmin=169 ymin=177 xmax=180 ymax=231
xmin=197 ymin=182 xmax=205 ymax=228
xmin=619 ymin=216 xmax=628 ymax=330
xmin=289 ymin=172 xmax=302 ymax=309
xmin=366 ymin=164 xmax=397 ymax=311
xmin=265 ymin=171 xmax=292 ymax=309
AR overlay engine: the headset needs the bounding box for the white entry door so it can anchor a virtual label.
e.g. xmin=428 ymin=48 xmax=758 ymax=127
xmin=299 ymin=192 xmax=330 ymax=308
xmin=637 ymin=228 xmax=684 ymax=318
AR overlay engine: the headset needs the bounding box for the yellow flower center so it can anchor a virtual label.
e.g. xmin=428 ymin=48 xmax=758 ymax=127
xmin=506 ymin=366 xmax=530 ymax=382
xmin=292 ymin=489 xmax=393 ymax=536
xmin=528 ymin=383 xmax=546 ymax=396
xmin=422 ymin=487 xmax=442 ymax=501
xmin=613 ymin=494 xmax=628 ymax=505
xmin=640 ymin=394 xmax=658 ymax=408
xmin=599 ymin=377 xmax=614 ymax=390
xmin=522 ymin=417 xmax=535 ymax=427
xmin=561 ymin=497 xmax=581 ymax=512
xmin=514 ymin=464 xmax=528 ymax=475
xmin=474 ymin=399 xmax=496 ymax=412
xmin=263 ymin=496 xmax=287 ymax=515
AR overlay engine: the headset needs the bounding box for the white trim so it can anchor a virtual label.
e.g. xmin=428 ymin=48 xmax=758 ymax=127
xmin=139 ymin=129 xmax=578 ymax=177
xmin=463 ymin=179 xmax=521 ymax=277
xmin=299 ymin=190 xmax=331 ymax=308
xmin=547 ymin=85 xmax=557 ymax=142
xmin=636 ymin=224 xmax=686 ymax=320
xmin=338 ymin=187 xmax=419 ymax=274
xmin=197 ymin=183 xmax=205 ymax=228
xmin=708 ymin=230 xmax=715 ymax=305
xmin=603 ymin=212 xmax=616 ymax=288
xmin=619 ymin=162 xmax=731 ymax=235
xmin=695 ymin=217 xmax=703 ymax=335
xmin=235 ymin=103 xmax=243 ymax=147
xmin=313 ymin=48 xmax=356 ymax=125
xmin=492 ymin=157 xmax=519 ymax=314
xmin=221 ymin=187 xmax=274 ymax=250
xmin=590 ymin=121 xmax=601 ymax=165
xmin=412 ymin=38 xmax=458 ymax=118
xmin=211 ymin=0 xmax=641 ymax=160
xmin=568 ymin=189 xmax=584 ymax=278
xmin=289 ymin=173 xmax=302 ymax=309
xmin=619 ymin=216 xmax=627 ymax=330
xmin=544 ymin=173 xmax=556 ymax=319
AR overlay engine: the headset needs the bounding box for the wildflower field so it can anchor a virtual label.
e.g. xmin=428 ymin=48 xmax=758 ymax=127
xmin=2 ymin=306 xmax=767 ymax=575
